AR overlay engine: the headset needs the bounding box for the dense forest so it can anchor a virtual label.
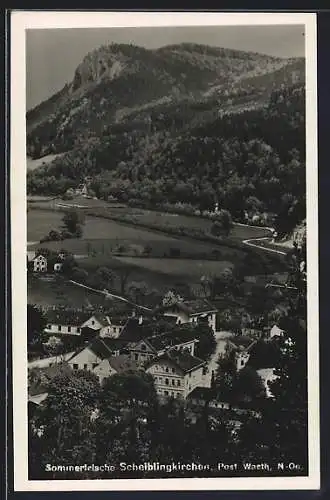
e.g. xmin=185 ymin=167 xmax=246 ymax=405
xmin=26 ymin=43 xmax=306 ymax=235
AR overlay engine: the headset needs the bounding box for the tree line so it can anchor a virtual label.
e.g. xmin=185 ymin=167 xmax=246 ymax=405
xmin=27 ymin=84 xmax=305 ymax=237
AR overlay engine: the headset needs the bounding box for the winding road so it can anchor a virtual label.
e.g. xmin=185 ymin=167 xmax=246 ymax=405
xmin=242 ymin=236 xmax=287 ymax=256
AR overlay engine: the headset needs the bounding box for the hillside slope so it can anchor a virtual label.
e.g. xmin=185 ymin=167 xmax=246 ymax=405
xmin=26 ymin=43 xmax=305 ymax=235
xmin=26 ymin=43 xmax=304 ymax=155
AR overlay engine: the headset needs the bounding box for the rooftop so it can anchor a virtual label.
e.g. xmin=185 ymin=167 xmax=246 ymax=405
xmin=146 ymin=327 xmax=198 ymax=352
xmin=118 ymin=318 xmax=156 ymax=342
xmin=155 ymin=298 xmax=217 ymax=316
xmin=147 ymin=349 xmax=205 ymax=374
xmin=46 ymin=309 xmax=92 ymax=326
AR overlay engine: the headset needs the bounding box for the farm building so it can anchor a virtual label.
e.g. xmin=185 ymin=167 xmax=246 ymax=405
xmin=154 ymin=298 xmax=218 ymax=332
xmin=44 ymin=309 xmax=92 ymax=336
xmin=67 ymin=337 xmax=130 ymax=373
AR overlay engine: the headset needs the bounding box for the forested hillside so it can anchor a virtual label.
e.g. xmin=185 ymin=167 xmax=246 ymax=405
xmin=26 ymin=43 xmax=305 ymax=235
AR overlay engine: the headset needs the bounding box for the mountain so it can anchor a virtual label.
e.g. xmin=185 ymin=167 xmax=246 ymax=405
xmin=26 ymin=43 xmax=304 ymax=152
xmin=26 ymin=43 xmax=306 ymax=234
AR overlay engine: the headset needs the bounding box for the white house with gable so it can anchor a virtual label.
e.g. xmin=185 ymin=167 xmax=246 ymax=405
xmin=156 ymin=298 xmax=218 ymax=333
xmin=269 ymin=324 xmax=285 ymax=339
xmin=30 ymin=254 xmax=48 ymax=272
xmin=80 ymin=314 xmax=113 ymax=337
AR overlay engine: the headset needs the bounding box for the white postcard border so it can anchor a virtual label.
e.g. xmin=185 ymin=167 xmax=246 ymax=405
xmin=10 ymin=10 xmax=319 ymax=492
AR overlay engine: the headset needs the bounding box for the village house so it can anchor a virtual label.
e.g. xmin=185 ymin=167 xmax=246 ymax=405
xmin=75 ymin=183 xmax=88 ymax=196
xmin=269 ymin=324 xmax=285 ymax=339
xmin=80 ymin=313 xmax=113 ymax=337
xmin=44 ymin=309 xmax=124 ymax=339
xmin=53 ymin=262 xmax=63 ymax=272
xmin=28 ymin=252 xmax=48 ymax=272
xmin=146 ymin=349 xmax=208 ymax=399
xmin=44 ymin=309 xmax=93 ymax=336
xmin=67 ymin=337 xmax=130 ymax=372
xmin=118 ymin=317 xmax=154 ymax=343
xmin=106 ymin=317 xmax=126 ymax=338
xmin=127 ymin=330 xmax=199 ymax=367
xmin=154 ymin=299 xmax=218 ymax=333
xmin=256 ymin=368 xmax=279 ymax=398
xmin=225 ymin=335 xmax=257 ymax=371
xmin=27 ymin=250 xmax=70 ymax=274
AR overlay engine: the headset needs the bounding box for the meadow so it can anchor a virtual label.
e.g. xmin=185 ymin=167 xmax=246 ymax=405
xmin=101 ymin=207 xmax=272 ymax=241
xmin=28 ymin=195 xmax=272 ymax=242
xmin=115 ymin=256 xmax=234 ymax=278
xmin=27 ymin=208 xmax=247 ymax=262
xmin=28 ymin=274 xmax=107 ymax=309
xmin=27 ymin=153 xmax=65 ymax=171
xmin=27 ymin=203 xmax=283 ymax=310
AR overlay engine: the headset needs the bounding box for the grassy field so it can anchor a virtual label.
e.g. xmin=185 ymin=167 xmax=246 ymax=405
xmin=28 ymin=195 xmax=124 ymax=210
xmin=101 ymin=208 xmax=271 ymax=241
xmin=28 ymin=275 xmax=107 ymax=308
xmin=28 ymin=196 xmax=271 ymax=241
xmin=27 ymin=203 xmax=283 ymax=310
xmin=28 ymin=263 xmax=195 ymax=308
xmin=115 ymin=256 xmax=234 ymax=278
xmin=28 ymin=209 xmax=247 ymax=263
xmin=27 ymin=154 xmax=65 ymax=171
xmin=27 ymin=210 xmax=64 ymax=242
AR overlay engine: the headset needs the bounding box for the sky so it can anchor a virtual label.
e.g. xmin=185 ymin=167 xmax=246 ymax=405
xmin=26 ymin=25 xmax=305 ymax=110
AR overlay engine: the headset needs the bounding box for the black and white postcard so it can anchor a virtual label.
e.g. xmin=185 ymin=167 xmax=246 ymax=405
xmin=10 ymin=10 xmax=319 ymax=491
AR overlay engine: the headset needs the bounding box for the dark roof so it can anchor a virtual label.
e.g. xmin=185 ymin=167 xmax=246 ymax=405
xmin=74 ymin=336 xmax=130 ymax=361
xmin=146 ymin=328 xmax=197 ymax=352
xmin=46 ymin=309 xmax=92 ymax=326
xmin=153 ymin=315 xmax=178 ymax=325
xmin=101 ymin=337 xmax=130 ymax=352
xmin=88 ymin=337 xmax=114 ymax=359
xmin=108 ymin=316 xmax=127 ymax=326
xmin=155 ymin=298 xmax=217 ymax=316
xmin=183 ymin=299 xmax=218 ymax=315
xmin=147 ymin=350 xmax=205 ymax=374
xmin=81 ymin=326 xmax=101 ymax=336
xmin=118 ymin=318 xmax=155 ymax=342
